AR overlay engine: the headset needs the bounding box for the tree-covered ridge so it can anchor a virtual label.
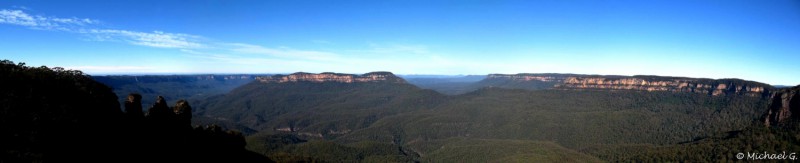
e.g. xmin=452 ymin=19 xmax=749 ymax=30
xmin=412 ymin=73 xmax=777 ymax=96
xmin=586 ymin=126 xmax=800 ymax=162
xmin=193 ymin=80 xmax=446 ymax=136
xmin=0 ymin=60 xmax=270 ymax=162
xmin=488 ymin=73 xmax=776 ymax=87
xmin=590 ymin=85 xmax=800 ymax=162
xmin=1 ymin=60 xmax=121 ymax=162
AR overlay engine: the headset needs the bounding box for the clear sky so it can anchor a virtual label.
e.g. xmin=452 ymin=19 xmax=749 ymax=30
xmin=1 ymin=0 xmax=798 ymax=85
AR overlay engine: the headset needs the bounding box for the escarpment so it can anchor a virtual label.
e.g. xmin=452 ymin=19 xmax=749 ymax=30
xmin=763 ymin=85 xmax=800 ymax=127
xmin=486 ymin=73 xmax=774 ymax=97
xmin=558 ymin=76 xmax=771 ymax=97
xmin=257 ymin=71 xmax=406 ymax=83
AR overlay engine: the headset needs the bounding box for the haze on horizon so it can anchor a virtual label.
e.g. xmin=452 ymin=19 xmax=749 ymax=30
xmin=1 ymin=0 xmax=798 ymax=85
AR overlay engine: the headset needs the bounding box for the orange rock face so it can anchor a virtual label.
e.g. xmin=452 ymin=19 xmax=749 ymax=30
xmin=489 ymin=73 xmax=772 ymax=97
xmin=763 ymin=86 xmax=800 ymax=126
xmin=257 ymin=72 xmax=405 ymax=83
xmin=558 ymin=77 xmax=766 ymax=96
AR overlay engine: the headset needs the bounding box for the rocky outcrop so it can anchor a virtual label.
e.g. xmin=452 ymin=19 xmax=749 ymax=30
xmin=174 ymin=100 xmax=192 ymax=127
xmin=257 ymin=72 xmax=406 ymax=83
xmin=486 ymin=73 xmax=774 ymax=97
xmin=763 ymin=85 xmax=800 ymax=127
xmin=125 ymin=93 xmax=144 ymax=119
xmin=558 ymin=76 xmax=771 ymax=97
xmin=0 ymin=59 xmax=272 ymax=162
xmin=147 ymin=96 xmax=173 ymax=120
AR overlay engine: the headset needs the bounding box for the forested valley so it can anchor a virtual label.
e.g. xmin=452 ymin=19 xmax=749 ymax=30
xmin=3 ymin=59 xmax=798 ymax=162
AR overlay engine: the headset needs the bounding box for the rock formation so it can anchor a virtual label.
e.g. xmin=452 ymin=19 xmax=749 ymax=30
xmin=763 ymin=85 xmax=800 ymax=127
xmin=257 ymin=72 xmax=406 ymax=83
xmin=147 ymin=96 xmax=174 ymax=127
xmin=124 ymin=93 xmax=144 ymax=119
xmin=174 ymin=100 xmax=193 ymax=127
xmin=487 ymin=73 xmax=773 ymax=97
xmin=0 ymin=59 xmax=272 ymax=162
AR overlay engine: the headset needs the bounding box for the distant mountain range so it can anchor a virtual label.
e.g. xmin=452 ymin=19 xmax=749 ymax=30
xmin=92 ymin=75 xmax=265 ymax=108
xmin=479 ymin=73 xmax=774 ymax=97
xmin=92 ymin=72 xmax=779 ymax=98
xmin=404 ymin=73 xmax=775 ymax=97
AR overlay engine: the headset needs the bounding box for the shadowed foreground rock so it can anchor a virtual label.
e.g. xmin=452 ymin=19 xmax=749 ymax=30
xmin=124 ymin=93 xmax=143 ymax=120
xmin=764 ymin=85 xmax=800 ymax=127
xmin=0 ymin=60 xmax=272 ymax=163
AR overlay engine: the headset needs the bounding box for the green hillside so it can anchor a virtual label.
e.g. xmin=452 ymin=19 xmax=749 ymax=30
xmin=193 ymin=80 xmax=446 ymax=137
xmin=421 ymin=138 xmax=603 ymax=163
xmin=193 ymin=72 xmax=774 ymax=162
xmin=393 ymin=88 xmax=765 ymax=148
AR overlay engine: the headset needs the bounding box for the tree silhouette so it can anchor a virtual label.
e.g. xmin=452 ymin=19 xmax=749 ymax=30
xmin=0 ymin=59 xmax=272 ymax=162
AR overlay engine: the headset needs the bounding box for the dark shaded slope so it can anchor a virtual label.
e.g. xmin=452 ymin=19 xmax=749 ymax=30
xmin=0 ymin=60 xmax=271 ymax=162
xmin=1 ymin=61 xmax=122 ymax=162
xmin=763 ymin=85 xmax=800 ymax=127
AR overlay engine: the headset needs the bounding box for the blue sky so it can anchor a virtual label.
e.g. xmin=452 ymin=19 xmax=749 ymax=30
xmin=1 ymin=0 xmax=798 ymax=85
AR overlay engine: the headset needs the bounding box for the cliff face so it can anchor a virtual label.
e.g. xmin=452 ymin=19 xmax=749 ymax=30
xmin=558 ymin=77 xmax=770 ymax=97
xmin=257 ymin=72 xmax=406 ymax=84
xmin=486 ymin=73 xmax=773 ymax=97
xmin=763 ymin=86 xmax=800 ymax=126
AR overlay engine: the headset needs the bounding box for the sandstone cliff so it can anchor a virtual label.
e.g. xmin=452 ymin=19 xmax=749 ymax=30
xmin=257 ymin=71 xmax=406 ymax=83
xmin=763 ymin=85 xmax=800 ymax=127
xmin=486 ymin=73 xmax=774 ymax=97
